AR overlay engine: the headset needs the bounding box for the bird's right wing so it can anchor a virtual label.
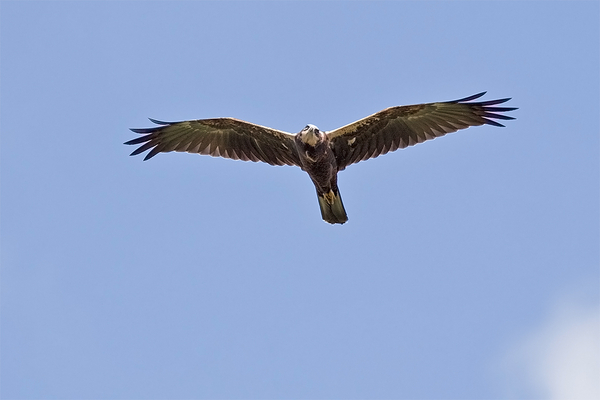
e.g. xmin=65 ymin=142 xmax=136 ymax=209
xmin=328 ymin=92 xmax=517 ymax=170
xmin=125 ymin=117 xmax=301 ymax=166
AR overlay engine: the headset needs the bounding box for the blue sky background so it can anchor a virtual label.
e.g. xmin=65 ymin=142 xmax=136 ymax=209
xmin=1 ymin=2 xmax=598 ymax=399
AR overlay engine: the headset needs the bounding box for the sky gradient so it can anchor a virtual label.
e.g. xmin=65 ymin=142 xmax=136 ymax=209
xmin=1 ymin=2 xmax=598 ymax=399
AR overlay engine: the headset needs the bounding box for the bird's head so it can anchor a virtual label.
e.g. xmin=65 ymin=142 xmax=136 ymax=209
xmin=299 ymin=124 xmax=323 ymax=147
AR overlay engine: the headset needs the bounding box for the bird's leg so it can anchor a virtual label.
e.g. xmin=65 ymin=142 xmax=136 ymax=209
xmin=323 ymin=190 xmax=336 ymax=205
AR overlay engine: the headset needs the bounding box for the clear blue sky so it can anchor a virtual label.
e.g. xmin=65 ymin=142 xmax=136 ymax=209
xmin=1 ymin=2 xmax=598 ymax=399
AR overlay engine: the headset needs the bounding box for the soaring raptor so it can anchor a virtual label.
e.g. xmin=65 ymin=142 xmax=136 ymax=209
xmin=126 ymin=92 xmax=516 ymax=224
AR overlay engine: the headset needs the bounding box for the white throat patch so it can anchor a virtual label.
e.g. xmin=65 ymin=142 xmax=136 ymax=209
xmin=301 ymin=125 xmax=320 ymax=147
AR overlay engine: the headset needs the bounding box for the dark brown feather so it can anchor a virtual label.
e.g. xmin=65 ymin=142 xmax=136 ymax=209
xmin=125 ymin=118 xmax=301 ymax=166
xmin=328 ymin=92 xmax=517 ymax=170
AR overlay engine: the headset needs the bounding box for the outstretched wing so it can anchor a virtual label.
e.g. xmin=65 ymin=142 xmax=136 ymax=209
xmin=125 ymin=118 xmax=301 ymax=166
xmin=328 ymin=92 xmax=517 ymax=170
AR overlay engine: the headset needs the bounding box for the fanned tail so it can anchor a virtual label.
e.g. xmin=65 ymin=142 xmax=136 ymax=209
xmin=317 ymin=189 xmax=348 ymax=224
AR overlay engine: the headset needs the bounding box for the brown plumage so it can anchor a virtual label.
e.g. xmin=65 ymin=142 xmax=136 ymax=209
xmin=125 ymin=92 xmax=517 ymax=224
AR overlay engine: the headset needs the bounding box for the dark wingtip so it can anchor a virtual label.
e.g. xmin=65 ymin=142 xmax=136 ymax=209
xmin=485 ymin=106 xmax=519 ymax=112
xmin=482 ymin=112 xmax=516 ymax=121
xmin=130 ymin=127 xmax=159 ymax=134
xmin=124 ymin=136 xmax=151 ymax=145
xmin=129 ymin=147 xmax=147 ymax=157
xmin=452 ymin=92 xmax=487 ymax=103
xmin=478 ymin=98 xmax=513 ymax=106
xmin=451 ymin=93 xmax=518 ymax=126
xmin=148 ymin=118 xmax=176 ymax=125
xmin=483 ymin=118 xmax=506 ymax=127
xmin=128 ymin=148 xmax=155 ymax=160
xmin=143 ymin=152 xmax=158 ymax=161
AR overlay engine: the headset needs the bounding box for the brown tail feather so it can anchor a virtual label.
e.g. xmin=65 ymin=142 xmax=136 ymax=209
xmin=317 ymin=189 xmax=348 ymax=224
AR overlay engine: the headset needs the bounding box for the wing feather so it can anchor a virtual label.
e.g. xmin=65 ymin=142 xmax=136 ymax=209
xmin=328 ymin=92 xmax=517 ymax=170
xmin=125 ymin=118 xmax=301 ymax=166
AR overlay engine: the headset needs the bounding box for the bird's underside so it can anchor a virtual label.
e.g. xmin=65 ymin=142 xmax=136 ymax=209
xmin=126 ymin=92 xmax=517 ymax=224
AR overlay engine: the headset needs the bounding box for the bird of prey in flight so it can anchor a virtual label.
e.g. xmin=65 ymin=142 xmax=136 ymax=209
xmin=125 ymin=92 xmax=516 ymax=224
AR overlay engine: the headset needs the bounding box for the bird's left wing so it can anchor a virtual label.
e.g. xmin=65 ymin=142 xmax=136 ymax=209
xmin=125 ymin=118 xmax=301 ymax=166
xmin=328 ymin=92 xmax=517 ymax=170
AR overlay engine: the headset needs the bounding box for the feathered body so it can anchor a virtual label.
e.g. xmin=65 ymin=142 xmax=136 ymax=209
xmin=125 ymin=92 xmax=517 ymax=224
xmin=294 ymin=124 xmax=347 ymax=224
